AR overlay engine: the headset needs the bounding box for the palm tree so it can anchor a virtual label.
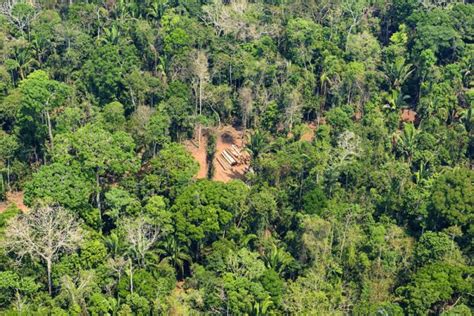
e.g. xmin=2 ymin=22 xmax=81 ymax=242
xmin=8 ymin=45 xmax=39 ymax=81
xmin=261 ymin=243 xmax=293 ymax=275
xmin=414 ymin=160 xmax=430 ymax=184
xmin=252 ymin=296 xmax=273 ymax=316
xmin=59 ymin=271 xmax=96 ymax=313
xmin=102 ymin=25 xmax=121 ymax=45
xmin=319 ymin=71 xmax=330 ymax=104
xmin=115 ymin=0 xmax=138 ymax=20
xmin=146 ymin=0 xmax=168 ymax=20
xmin=384 ymin=89 xmax=410 ymax=111
xmin=385 ymin=57 xmax=414 ymax=90
xmin=104 ymin=233 xmax=122 ymax=258
xmin=158 ymin=235 xmax=192 ymax=278
xmin=460 ymin=107 xmax=473 ymax=133
xmin=397 ymin=123 xmax=418 ymax=164
xmin=245 ymin=130 xmax=268 ymax=160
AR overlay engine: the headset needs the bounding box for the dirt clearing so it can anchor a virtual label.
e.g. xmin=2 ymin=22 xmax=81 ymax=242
xmin=300 ymin=122 xmax=317 ymax=142
xmin=184 ymin=126 xmax=250 ymax=183
xmin=184 ymin=135 xmax=208 ymax=179
xmin=213 ymin=126 xmax=249 ymax=182
xmin=0 ymin=191 xmax=28 ymax=213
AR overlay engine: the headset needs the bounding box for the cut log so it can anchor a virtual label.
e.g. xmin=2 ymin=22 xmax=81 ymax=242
xmin=222 ymin=150 xmax=236 ymax=165
xmin=231 ymin=144 xmax=240 ymax=153
xmin=226 ymin=150 xmax=237 ymax=165
xmin=220 ymin=152 xmax=233 ymax=167
xmin=216 ymin=156 xmax=230 ymax=170
xmin=190 ymin=140 xmax=199 ymax=148
xmin=220 ymin=152 xmax=230 ymax=165
xmin=222 ymin=154 xmax=234 ymax=166
xmin=230 ymin=147 xmax=240 ymax=158
xmin=227 ymin=149 xmax=240 ymax=161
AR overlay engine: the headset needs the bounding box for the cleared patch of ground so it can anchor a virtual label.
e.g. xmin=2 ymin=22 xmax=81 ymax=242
xmin=213 ymin=126 xmax=249 ymax=183
xmin=401 ymin=109 xmax=417 ymax=123
xmin=0 ymin=191 xmax=28 ymax=213
xmin=184 ymin=125 xmax=250 ymax=183
xmin=184 ymin=135 xmax=208 ymax=179
xmin=300 ymin=122 xmax=317 ymax=142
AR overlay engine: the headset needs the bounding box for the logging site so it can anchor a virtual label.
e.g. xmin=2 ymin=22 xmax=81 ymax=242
xmin=185 ymin=125 xmax=250 ymax=183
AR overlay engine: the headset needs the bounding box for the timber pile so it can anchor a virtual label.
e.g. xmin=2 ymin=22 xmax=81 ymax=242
xmin=230 ymin=145 xmax=241 ymax=157
xmin=216 ymin=155 xmax=231 ymax=170
xmin=212 ymin=125 xmax=250 ymax=182
xmin=219 ymin=144 xmax=249 ymax=169
xmin=221 ymin=149 xmax=237 ymax=166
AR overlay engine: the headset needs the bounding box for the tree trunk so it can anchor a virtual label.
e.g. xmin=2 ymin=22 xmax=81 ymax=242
xmin=129 ymin=259 xmax=134 ymax=294
xmin=193 ymin=83 xmax=198 ymax=143
xmin=129 ymin=87 xmax=136 ymax=110
xmin=198 ymin=79 xmax=202 ymax=146
xmin=339 ymin=214 xmax=352 ymax=260
xmin=1 ymin=174 xmax=4 ymax=199
xmin=6 ymin=160 xmax=10 ymax=191
xmin=47 ymin=259 xmax=52 ymax=295
xmin=45 ymin=110 xmax=54 ymax=152
xmin=96 ymin=10 xmax=101 ymax=40
xmin=33 ymin=146 xmax=39 ymax=164
xmin=210 ymin=105 xmax=221 ymax=129
xmin=95 ymin=170 xmax=102 ymax=221
xmin=117 ymin=272 xmax=122 ymax=299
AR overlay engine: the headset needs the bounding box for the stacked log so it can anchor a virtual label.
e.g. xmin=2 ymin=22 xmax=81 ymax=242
xmin=216 ymin=155 xmax=230 ymax=170
xmin=230 ymin=145 xmax=241 ymax=158
xmin=216 ymin=144 xmax=249 ymax=173
xmin=221 ymin=150 xmax=236 ymax=166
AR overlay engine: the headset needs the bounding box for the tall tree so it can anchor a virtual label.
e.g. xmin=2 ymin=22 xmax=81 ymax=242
xmin=2 ymin=206 xmax=83 ymax=295
xmin=15 ymin=70 xmax=69 ymax=158
xmin=53 ymin=124 xmax=139 ymax=220
xmin=191 ymin=50 xmax=209 ymax=145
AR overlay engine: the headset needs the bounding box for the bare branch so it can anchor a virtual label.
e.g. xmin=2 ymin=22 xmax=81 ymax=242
xmin=120 ymin=216 xmax=161 ymax=267
xmin=2 ymin=205 xmax=83 ymax=294
xmin=0 ymin=0 xmax=40 ymax=34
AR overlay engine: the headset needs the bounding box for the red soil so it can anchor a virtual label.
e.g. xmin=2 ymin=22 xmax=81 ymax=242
xmin=0 ymin=191 xmax=28 ymax=213
xmin=401 ymin=109 xmax=416 ymax=123
xmin=184 ymin=126 xmax=250 ymax=183
xmin=300 ymin=122 xmax=317 ymax=142
xmin=212 ymin=126 xmax=249 ymax=183
xmin=184 ymin=135 xmax=208 ymax=179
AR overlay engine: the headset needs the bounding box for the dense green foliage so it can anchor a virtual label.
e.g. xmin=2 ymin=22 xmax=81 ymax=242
xmin=0 ymin=0 xmax=473 ymax=314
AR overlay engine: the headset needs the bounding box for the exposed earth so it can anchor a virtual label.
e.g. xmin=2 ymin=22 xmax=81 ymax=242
xmin=185 ymin=125 xmax=250 ymax=183
xmin=0 ymin=191 xmax=28 ymax=213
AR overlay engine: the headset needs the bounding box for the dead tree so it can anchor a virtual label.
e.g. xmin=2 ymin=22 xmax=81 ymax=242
xmin=2 ymin=205 xmax=83 ymax=295
xmin=120 ymin=216 xmax=161 ymax=268
xmin=191 ymin=50 xmax=209 ymax=146
xmin=239 ymin=86 xmax=253 ymax=136
xmin=0 ymin=0 xmax=40 ymax=37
